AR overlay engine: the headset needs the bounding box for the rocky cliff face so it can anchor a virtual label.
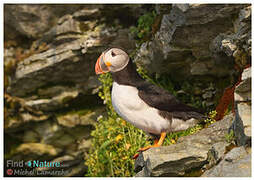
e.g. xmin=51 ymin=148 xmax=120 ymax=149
xmin=135 ymin=4 xmax=251 ymax=108
xmin=4 ymin=4 xmax=251 ymax=177
xmin=4 ymin=4 xmax=144 ymax=176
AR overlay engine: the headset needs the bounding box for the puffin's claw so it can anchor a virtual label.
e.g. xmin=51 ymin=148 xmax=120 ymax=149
xmin=132 ymin=153 xmax=140 ymax=159
xmin=132 ymin=144 xmax=159 ymax=159
xmin=132 ymin=132 xmax=166 ymax=160
xmin=137 ymin=144 xmax=159 ymax=152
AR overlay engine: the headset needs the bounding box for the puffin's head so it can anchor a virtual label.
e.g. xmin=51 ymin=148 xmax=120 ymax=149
xmin=95 ymin=48 xmax=129 ymax=74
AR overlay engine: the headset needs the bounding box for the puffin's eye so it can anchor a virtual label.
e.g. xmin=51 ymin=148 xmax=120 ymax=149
xmin=111 ymin=51 xmax=116 ymax=57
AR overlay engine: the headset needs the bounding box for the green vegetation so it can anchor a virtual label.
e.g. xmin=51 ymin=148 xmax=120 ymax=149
xmin=130 ymin=11 xmax=157 ymax=44
xmin=85 ymin=115 xmax=149 ymax=177
xmin=225 ymin=129 xmax=235 ymax=143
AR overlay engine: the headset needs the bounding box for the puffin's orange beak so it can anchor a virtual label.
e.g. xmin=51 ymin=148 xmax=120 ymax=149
xmin=95 ymin=53 xmax=109 ymax=74
xmin=95 ymin=54 xmax=104 ymax=74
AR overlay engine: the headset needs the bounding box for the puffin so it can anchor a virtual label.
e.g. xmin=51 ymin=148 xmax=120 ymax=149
xmin=95 ymin=48 xmax=206 ymax=159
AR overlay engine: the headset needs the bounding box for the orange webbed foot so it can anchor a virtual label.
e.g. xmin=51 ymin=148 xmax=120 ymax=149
xmin=132 ymin=132 xmax=166 ymax=159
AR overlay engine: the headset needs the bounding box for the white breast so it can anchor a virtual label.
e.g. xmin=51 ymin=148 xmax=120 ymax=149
xmin=111 ymin=82 xmax=170 ymax=135
xmin=111 ymin=82 xmax=199 ymax=135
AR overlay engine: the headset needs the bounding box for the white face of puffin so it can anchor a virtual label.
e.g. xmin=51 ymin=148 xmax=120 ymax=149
xmin=95 ymin=48 xmax=129 ymax=74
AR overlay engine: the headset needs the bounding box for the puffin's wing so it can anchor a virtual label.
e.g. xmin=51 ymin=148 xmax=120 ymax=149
xmin=137 ymin=81 xmax=202 ymax=113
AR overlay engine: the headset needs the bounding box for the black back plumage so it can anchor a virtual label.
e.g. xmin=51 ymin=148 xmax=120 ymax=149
xmin=112 ymin=59 xmax=206 ymax=121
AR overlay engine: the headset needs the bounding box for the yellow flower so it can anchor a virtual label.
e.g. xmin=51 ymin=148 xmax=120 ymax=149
xmin=121 ymin=120 xmax=126 ymax=126
xmin=115 ymin=134 xmax=123 ymax=142
xmin=125 ymin=143 xmax=131 ymax=150
xmin=171 ymin=139 xmax=176 ymax=144
xmin=123 ymin=156 xmax=128 ymax=160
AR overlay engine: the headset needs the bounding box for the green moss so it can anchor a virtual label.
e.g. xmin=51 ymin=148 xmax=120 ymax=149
xmin=225 ymin=129 xmax=235 ymax=143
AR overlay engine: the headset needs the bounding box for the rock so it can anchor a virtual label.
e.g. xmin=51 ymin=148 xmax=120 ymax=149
xmin=221 ymin=38 xmax=237 ymax=56
xmin=23 ymin=130 xmax=40 ymax=143
xmin=135 ymin=146 xmax=207 ymax=177
xmin=4 ymin=9 xmax=137 ymax=168
xmin=14 ymin=143 xmax=61 ymax=161
xmin=4 ymin=94 xmax=50 ymax=130
xmin=241 ymin=67 xmax=251 ymax=81
xmin=57 ymin=114 xmax=80 ymax=128
xmin=233 ymin=67 xmax=251 ymax=144
xmin=232 ymin=101 xmax=251 ymax=146
xmin=4 ymin=5 xmax=55 ymax=39
xmin=8 ymin=39 xmax=94 ymax=97
xmin=234 ymin=87 xmax=251 ymax=102
xmin=56 ymin=107 xmax=105 ymax=127
xmin=236 ymin=102 xmax=251 ymax=137
xmin=202 ymin=146 xmax=251 ymax=177
xmin=205 ymin=141 xmax=229 ymax=170
xmin=200 ymin=84 xmax=216 ymax=106
xmin=30 ymin=119 xmax=93 ymax=149
xmin=190 ymin=62 xmax=208 ymax=75
xmin=5 ymin=113 xmax=49 ymax=130
xmin=8 ymin=110 xmax=95 ymax=175
xmin=134 ymin=4 xmax=249 ymax=108
xmin=52 ymin=133 xmax=76 ymax=147
xmin=4 ymin=5 xmax=85 ymax=40
xmin=235 ymin=67 xmax=251 ymax=101
xmin=31 ymin=120 xmax=74 ymax=148
xmin=7 ymin=6 xmax=136 ymax=101
xmin=33 ymin=121 xmax=62 ymax=144
xmin=77 ymin=139 xmax=92 ymax=151
xmin=25 ymin=89 xmax=79 ymax=111
xmin=134 ymin=153 xmax=146 ymax=174
xmin=213 ymin=6 xmax=251 ymax=68
xmin=21 ymin=113 xmax=49 ymax=123
xmin=135 ymin=114 xmax=234 ymax=177
xmin=231 ymin=105 xmax=247 ymax=146
xmin=135 ymin=4 xmax=247 ymax=73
